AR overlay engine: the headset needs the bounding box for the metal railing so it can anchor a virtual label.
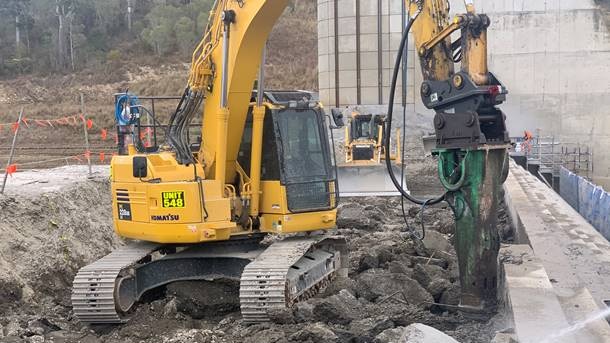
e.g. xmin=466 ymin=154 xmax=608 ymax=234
xmin=513 ymin=131 xmax=592 ymax=189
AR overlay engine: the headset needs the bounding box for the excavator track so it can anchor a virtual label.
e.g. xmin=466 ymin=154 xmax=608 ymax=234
xmin=239 ymin=236 xmax=347 ymax=323
xmin=71 ymin=236 xmax=346 ymax=325
xmin=71 ymin=242 xmax=161 ymax=324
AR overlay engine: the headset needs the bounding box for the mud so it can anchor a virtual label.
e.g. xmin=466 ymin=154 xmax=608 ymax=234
xmin=0 ymin=165 xmax=510 ymax=343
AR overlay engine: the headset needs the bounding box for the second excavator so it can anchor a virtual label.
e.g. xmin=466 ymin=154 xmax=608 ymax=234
xmin=336 ymin=109 xmax=406 ymax=196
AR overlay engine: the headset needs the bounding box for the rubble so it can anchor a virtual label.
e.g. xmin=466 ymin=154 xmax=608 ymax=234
xmin=355 ymin=270 xmax=434 ymax=306
xmin=0 ymin=165 xmax=509 ymax=343
xmin=401 ymin=323 xmax=460 ymax=343
xmin=312 ymin=290 xmax=361 ymax=324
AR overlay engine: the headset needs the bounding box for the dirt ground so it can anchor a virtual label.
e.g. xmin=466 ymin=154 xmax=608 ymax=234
xmin=0 ymin=161 xmax=512 ymax=343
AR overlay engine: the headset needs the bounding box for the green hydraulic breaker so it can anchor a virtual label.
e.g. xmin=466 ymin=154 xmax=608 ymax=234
xmin=437 ymin=147 xmax=509 ymax=314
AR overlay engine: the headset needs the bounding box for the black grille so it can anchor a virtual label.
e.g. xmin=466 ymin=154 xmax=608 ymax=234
xmin=353 ymin=145 xmax=374 ymax=160
xmin=286 ymin=181 xmax=335 ymax=213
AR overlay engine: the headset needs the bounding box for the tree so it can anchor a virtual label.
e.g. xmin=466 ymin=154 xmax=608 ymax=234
xmin=0 ymin=0 xmax=218 ymax=76
xmin=174 ymin=16 xmax=196 ymax=55
xmin=0 ymin=0 xmax=30 ymax=57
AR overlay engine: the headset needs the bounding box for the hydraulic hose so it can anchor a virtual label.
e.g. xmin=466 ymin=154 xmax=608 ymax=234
xmin=385 ymin=10 xmax=446 ymax=206
xmin=438 ymin=152 xmax=467 ymax=192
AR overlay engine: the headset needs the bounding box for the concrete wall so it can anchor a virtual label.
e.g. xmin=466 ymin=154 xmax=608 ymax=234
xmin=465 ymin=0 xmax=610 ymax=189
xmin=317 ymin=0 xmax=417 ymax=108
xmin=318 ymin=0 xmax=610 ymax=189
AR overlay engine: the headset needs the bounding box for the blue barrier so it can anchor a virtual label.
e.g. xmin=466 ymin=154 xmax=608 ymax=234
xmin=595 ymin=192 xmax=609 ymax=238
xmin=578 ymin=178 xmax=594 ymax=223
xmin=591 ymin=186 xmax=604 ymax=230
xmin=560 ymin=167 xmax=579 ymax=210
xmin=603 ymin=194 xmax=610 ymax=239
xmin=560 ymin=166 xmax=610 ymax=241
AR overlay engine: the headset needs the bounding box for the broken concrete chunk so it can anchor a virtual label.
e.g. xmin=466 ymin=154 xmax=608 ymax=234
xmin=412 ymin=264 xmax=451 ymax=299
xmin=348 ymin=316 xmax=395 ymax=339
xmin=491 ymin=332 xmax=519 ymax=343
xmin=403 ymin=323 xmax=461 ymax=342
xmin=4 ymin=319 xmax=21 ymax=337
xmin=355 ymin=270 xmax=433 ymax=307
xmin=312 ymin=289 xmax=360 ymax=324
xmin=422 ymin=231 xmax=454 ymax=256
xmin=374 ymin=327 xmax=406 ymax=343
xmin=375 ymin=324 xmax=461 ymax=343
xmin=412 ymin=264 xmax=448 ymax=288
xmin=439 ymin=283 xmax=461 ymax=308
xmin=27 ymin=335 xmax=44 ymax=343
xmin=289 ymin=322 xmax=338 ymax=342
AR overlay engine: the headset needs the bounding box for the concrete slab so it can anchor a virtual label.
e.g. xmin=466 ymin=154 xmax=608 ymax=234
xmin=503 ymin=162 xmax=610 ymax=342
xmin=501 ymin=244 xmax=572 ymax=343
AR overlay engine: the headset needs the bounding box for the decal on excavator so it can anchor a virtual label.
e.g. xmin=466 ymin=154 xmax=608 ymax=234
xmin=118 ymin=203 xmax=132 ymax=221
xmin=161 ymin=191 xmax=185 ymax=208
xmin=151 ymin=214 xmax=180 ymax=221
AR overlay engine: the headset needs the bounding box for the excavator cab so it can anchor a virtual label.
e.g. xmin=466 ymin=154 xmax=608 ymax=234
xmin=238 ymin=91 xmax=338 ymax=215
xmin=348 ymin=113 xmax=386 ymax=161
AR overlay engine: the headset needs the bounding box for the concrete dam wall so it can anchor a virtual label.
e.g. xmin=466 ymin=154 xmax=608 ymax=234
xmin=317 ymin=0 xmax=610 ymax=189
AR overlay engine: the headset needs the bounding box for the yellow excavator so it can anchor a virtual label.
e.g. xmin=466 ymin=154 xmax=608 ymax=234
xmin=71 ymin=1 xmax=346 ymax=324
xmin=335 ymin=109 xmax=406 ymax=196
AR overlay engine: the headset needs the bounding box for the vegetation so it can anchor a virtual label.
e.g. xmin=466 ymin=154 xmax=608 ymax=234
xmin=0 ymin=0 xmax=215 ymax=77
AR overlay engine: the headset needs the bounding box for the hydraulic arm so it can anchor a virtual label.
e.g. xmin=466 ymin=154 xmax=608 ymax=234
xmin=396 ymin=0 xmax=510 ymax=314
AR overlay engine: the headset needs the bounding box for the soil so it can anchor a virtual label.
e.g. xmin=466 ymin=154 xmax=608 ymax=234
xmin=0 ymin=161 xmax=511 ymax=343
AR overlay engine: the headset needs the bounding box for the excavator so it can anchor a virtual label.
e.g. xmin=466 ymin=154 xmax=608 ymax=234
xmin=71 ymin=0 xmax=509 ymax=324
xmin=71 ymin=1 xmax=347 ymax=324
xmin=386 ymin=0 xmax=511 ymax=314
xmin=336 ymin=109 xmax=406 ymax=196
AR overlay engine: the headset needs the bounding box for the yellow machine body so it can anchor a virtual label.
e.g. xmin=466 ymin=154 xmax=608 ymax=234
xmin=111 ymin=103 xmax=338 ymax=244
xmin=110 ymin=0 xmax=338 ymax=245
xmin=343 ymin=110 xmax=401 ymax=165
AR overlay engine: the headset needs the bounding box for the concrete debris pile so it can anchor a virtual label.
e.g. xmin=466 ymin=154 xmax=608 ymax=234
xmin=0 ymin=167 xmax=505 ymax=343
